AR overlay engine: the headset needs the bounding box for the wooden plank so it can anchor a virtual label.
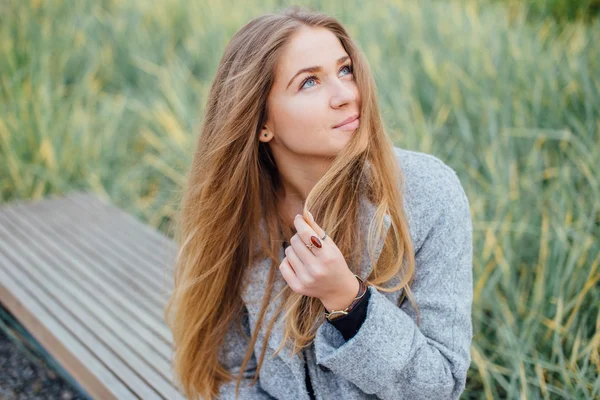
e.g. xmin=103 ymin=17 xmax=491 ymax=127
xmin=0 ymin=198 xmax=175 ymax=352
xmin=61 ymin=194 xmax=176 ymax=290
xmin=1 ymin=204 xmax=173 ymax=341
xmin=38 ymin=192 xmax=177 ymax=288
xmin=64 ymin=194 xmax=177 ymax=288
xmin=69 ymin=192 xmax=178 ymax=264
xmin=0 ymin=219 xmax=176 ymax=399
xmin=0 ymin=217 xmax=175 ymax=379
xmin=2 ymin=196 xmax=170 ymax=311
xmin=0 ymin=257 xmax=138 ymax=400
xmin=0 ymin=192 xmax=186 ymax=400
xmin=18 ymin=199 xmax=171 ymax=309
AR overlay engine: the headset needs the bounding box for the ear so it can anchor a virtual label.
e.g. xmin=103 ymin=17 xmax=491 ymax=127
xmin=259 ymin=125 xmax=273 ymax=142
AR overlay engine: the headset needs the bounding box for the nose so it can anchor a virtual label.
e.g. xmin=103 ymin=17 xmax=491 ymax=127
xmin=329 ymin=78 xmax=358 ymax=109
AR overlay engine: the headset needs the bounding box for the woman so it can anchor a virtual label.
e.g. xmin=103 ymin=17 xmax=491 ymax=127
xmin=164 ymin=5 xmax=473 ymax=400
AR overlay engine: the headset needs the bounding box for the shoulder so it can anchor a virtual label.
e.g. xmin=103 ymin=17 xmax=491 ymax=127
xmin=392 ymin=146 xmax=471 ymax=251
xmin=392 ymin=146 xmax=468 ymax=203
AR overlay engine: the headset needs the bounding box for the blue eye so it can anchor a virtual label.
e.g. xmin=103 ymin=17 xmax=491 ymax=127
xmin=300 ymin=64 xmax=353 ymax=90
xmin=301 ymin=75 xmax=318 ymax=90
xmin=340 ymin=64 xmax=353 ymax=76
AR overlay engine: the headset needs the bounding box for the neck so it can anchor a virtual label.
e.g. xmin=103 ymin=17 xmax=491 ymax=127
xmin=276 ymin=190 xmax=304 ymax=232
xmin=272 ymin=148 xmax=333 ymax=203
xmin=270 ymin=150 xmax=333 ymax=235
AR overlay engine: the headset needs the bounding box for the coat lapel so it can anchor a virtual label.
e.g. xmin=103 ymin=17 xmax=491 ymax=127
xmin=240 ymin=193 xmax=392 ymax=388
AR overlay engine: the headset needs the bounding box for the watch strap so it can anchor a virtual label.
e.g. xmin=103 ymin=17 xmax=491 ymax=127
xmin=324 ymin=274 xmax=367 ymax=321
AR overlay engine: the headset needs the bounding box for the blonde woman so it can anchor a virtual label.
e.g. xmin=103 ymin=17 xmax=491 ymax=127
xmin=164 ymin=5 xmax=473 ymax=400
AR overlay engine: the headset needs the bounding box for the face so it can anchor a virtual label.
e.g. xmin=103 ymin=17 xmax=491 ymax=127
xmin=260 ymin=26 xmax=361 ymax=158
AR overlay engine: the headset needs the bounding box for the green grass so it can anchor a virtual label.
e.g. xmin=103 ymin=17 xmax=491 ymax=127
xmin=1 ymin=0 xmax=599 ymax=398
xmin=493 ymin=0 xmax=600 ymax=23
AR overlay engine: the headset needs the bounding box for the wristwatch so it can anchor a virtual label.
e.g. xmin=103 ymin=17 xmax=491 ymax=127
xmin=324 ymin=274 xmax=368 ymax=321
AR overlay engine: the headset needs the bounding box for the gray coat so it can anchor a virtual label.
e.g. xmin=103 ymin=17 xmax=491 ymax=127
xmin=219 ymin=146 xmax=474 ymax=399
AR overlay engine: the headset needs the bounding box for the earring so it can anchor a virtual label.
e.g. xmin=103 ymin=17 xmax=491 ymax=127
xmin=264 ymin=133 xmax=268 ymax=137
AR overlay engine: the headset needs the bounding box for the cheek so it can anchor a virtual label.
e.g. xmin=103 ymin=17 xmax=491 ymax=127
xmin=278 ymin=98 xmax=327 ymax=136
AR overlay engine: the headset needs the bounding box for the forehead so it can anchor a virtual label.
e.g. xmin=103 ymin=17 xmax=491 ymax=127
xmin=274 ymin=27 xmax=348 ymax=86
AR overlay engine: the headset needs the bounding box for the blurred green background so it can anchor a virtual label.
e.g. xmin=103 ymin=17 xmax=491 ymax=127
xmin=1 ymin=0 xmax=599 ymax=398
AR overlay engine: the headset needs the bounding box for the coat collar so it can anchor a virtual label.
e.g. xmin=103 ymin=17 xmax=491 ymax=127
xmin=240 ymin=193 xmax=392 ymax=382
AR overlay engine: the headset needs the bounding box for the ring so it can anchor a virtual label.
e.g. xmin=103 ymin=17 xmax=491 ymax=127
xmin=306 ymin=231 xmax=327 ymax=250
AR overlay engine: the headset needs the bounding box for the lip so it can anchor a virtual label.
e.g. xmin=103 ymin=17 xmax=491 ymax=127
xmin=333 ymin=114 xmax=360 ymax=129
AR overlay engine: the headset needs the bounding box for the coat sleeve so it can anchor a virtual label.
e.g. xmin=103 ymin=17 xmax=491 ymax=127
xmin=218 ymin=305 xmax=277 ymax=399
xmin=313 ymin=169 xmax=474 ymax=400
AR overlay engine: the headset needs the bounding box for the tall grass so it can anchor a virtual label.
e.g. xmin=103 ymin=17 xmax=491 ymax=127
xmin=493 ymin=0 xmax=600 ymax=23
xmin=1 ymin=0 xmax=598 ymax=398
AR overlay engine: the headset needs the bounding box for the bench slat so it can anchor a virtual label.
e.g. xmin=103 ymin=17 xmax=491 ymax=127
xmin=69 ymin=193 xmax=178 ymax=265
xmin=0 ymin=192 xmax=186 ymax=399
xmin=0 ymin=266 xmax=138 ymax=400
xmin=1 ymin=206 xmax=173 ymax=343
xmin=7 ymin=201 xmax=171 ymax=319
xmin=0 ymin=216 xmax=174 ymax=377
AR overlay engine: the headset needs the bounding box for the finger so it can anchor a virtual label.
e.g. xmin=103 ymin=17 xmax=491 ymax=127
xmin=305 ymin=211 xmax=325 ymax=238
xmin=279 ymin=258 xmax=301 ymax=292
xmin=290 ymin=233 xmax=317 ymax=264
xmin=293 ymin=214 xmax=323 ymax=251
xmin=284 ymin=244 xmax=313 ymax=285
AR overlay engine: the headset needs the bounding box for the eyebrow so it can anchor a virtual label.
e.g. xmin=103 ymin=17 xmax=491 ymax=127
xmin=286 ymin=55 xmax=351 ymax=89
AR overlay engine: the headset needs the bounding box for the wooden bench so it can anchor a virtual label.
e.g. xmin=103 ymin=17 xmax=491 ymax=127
xmin=0 ymin=191 xmax=186 ymax=400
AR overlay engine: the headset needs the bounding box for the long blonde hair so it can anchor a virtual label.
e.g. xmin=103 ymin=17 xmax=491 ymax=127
xmin=163 ymin=5 xmax=418 ymax=399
